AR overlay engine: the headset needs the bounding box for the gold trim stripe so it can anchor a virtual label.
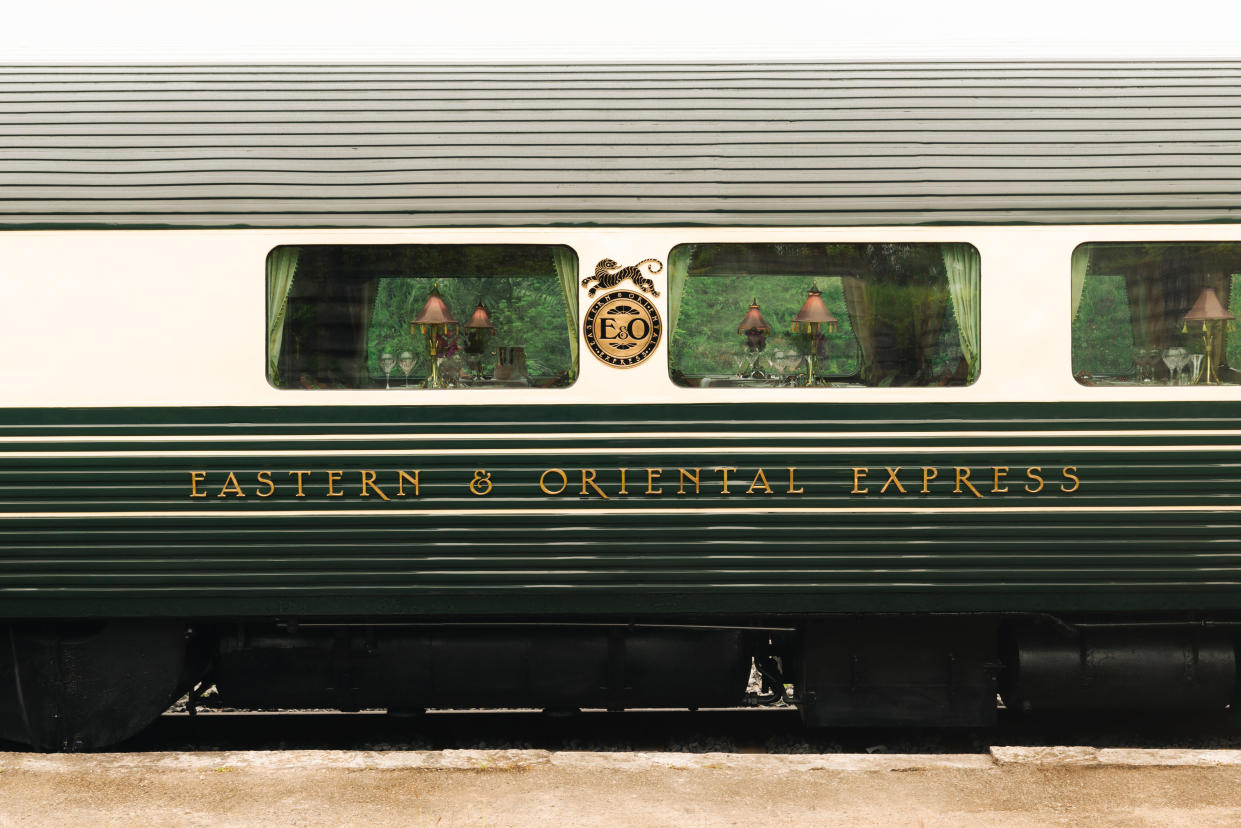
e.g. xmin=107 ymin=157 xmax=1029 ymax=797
xmin=2 ymin=505 xmax=1241 ymax=520
xmin=0 ymin=444 xmax=1239 ymax=459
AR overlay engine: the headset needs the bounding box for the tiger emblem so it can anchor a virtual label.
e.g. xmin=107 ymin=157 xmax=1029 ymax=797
xmin=582 ymin=258 xmax=663 ymax=297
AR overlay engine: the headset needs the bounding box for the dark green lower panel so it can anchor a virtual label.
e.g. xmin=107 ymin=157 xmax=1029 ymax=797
xmin=5 ymin=401 xmax=1241 ymax=620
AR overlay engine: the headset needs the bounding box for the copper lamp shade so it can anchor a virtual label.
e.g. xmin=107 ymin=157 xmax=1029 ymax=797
xmin=737 ymin=299 xmax=771 ymax=334
xmin=738 ymin=298 xmax=771 ymax=353
xmin=412 ymin=284 xmax=458 ymax=332
xmin=792 ymin=282 xmax=839 ymax=333
xmin=465 ymin=301 xmax=495 ymax=331
xmin=1184 ymin=287 xmax=1235 ymax=323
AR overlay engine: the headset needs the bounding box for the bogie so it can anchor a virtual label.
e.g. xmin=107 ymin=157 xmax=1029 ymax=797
xmin=0 ymin=621 xmax=197 ymax=752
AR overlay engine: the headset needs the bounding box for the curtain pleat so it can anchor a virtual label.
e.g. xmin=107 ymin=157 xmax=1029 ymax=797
xmin=841 ymin=276 xmax=877 ymax=385
xmin=1071 ymin=246 xmax=1090 ymax=321
xmin=912 ymin=284 xmax=950 ymax=382
xmin=266 ymin=247 xmax=300 ymax=384
xmin=346 ymin=278 xmax=379 ymax=387
xmin=667 ymin=245 xmax=692 ymax=339
xmin=942 ymin=244 xmax=981 ymax=382
xmin=553 ymin=248 xmax=579 ymax=379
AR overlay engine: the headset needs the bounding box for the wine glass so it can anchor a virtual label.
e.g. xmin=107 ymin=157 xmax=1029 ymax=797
xmin=1172 ymin=347 xmax=1190 ymax=385
xmin=1188 ymin=353 xmax=1205 ymax=385
xmin=1163 ymin=347 xmax=1187 ymax=386
xmin=1161 ymin=349 xmax=1175 ymax=385
xmin=379 ymin=352 xmax=396 ymax=389
xmin=398 ymin=351 xmax=415 ymax=387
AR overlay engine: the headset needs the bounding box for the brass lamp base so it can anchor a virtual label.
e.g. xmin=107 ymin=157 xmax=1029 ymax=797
xmin=421 ymin=327 xmax=447 ymax=389
xmin=1201 ymin=325 xmax=1222 ymax=385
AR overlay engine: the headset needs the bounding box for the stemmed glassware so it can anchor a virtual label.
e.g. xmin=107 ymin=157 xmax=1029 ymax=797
xmin=398 ymin=351 xmax=415 ymax=387
xmin=379 ymin=352 xmax=396 ymax=389
xmin=1161 ymin=349 xmax=1176 ymax=384
xmin=1162 ymin=347 xmax=1188 ymax=385
xmin=1188 ymin=353 xmax=1205 ymax=385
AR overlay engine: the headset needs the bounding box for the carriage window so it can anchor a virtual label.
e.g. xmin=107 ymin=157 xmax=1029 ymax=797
xmin=1072 ymin=242 xmax=1241 ymax=386
xmin=266 ymin=244 xmax=578 ymax=390
xmin=667 ymin=242 xmax=979 ymax=388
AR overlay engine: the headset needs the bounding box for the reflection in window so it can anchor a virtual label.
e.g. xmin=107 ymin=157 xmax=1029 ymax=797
xmin=1072 ymin=243 xmax=1241 ymax=386
xmin=668 ymin=243 xmax=980 ymax=388
xmin=266 ymin=245 xmax=578 ymax=390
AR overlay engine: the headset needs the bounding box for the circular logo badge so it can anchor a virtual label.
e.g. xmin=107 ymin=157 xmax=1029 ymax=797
xmin=583 ymin=289 xmax=663 ymax=368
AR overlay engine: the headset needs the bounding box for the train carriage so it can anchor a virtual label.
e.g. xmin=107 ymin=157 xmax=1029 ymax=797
xmin=3 ymin=62 xmax=1241 ymax=749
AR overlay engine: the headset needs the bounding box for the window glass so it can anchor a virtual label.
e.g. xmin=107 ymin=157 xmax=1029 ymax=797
xmin=1072 ymin=242 xmax=1241 ymax=386
xmin=668 ymin=243 xmax=980 ymax=388
xmin=267 ymin=244 xmax=577 ymax=390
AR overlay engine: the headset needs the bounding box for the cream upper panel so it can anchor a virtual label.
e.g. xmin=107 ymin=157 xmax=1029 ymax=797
xmin=3 ymin=225 xmax=1241 ymax=408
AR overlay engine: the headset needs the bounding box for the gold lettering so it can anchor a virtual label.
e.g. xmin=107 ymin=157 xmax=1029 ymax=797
xmin=786 ymin=467 xmax=805 ymax=494
xmin=714 ymin=466 xmax=738 ymax=495
xmin=991 ymin=466 xmax=1009 ymax=494
xmin=189 ymin=471 xmax=207 ymax=498
xmin=359 ymin=470 xmax=390 ymax=501
xmin=539 ymin=468 xmax=568 ymax=495
xmin=1060 ymin=466 xmax=1081 ymax=493
xmin=1024 ymin=467 xmax=1045 ymax=494
xmin=469 ymin=470 xmax=493 ymax=497
xmin=920 ymin=467 xmax=938 ymax=493
xmin=288 ymin=470 xmax=311 ymax=497
xmin=217 ymin=471 xmax=245 ymax=498
xmin=677 ymin=468 xmax=701 ymax=495
xmin=953 ymin=467 xmax=983 ymax=499
xmin=618 ymin=468 xmax=629 ymax=496
xmin=880 ymin=467 xmax=906 ymax=495
xmin=580 ymin=468 xmax=609 ymax=500
xmin=645 ymin=468 xmax=663 ymax=495
xmin=255 ymin=470 xmax=275 ymax=498
xmin=746 ymin=468 xmax=773 ymax=495
xmin=326 ymin=470 xmax=344 ymax=497
xmin=851 ymin=467 xmax=870 ymax=494
xmin=397 ymin=470 xmax=421 ymax=497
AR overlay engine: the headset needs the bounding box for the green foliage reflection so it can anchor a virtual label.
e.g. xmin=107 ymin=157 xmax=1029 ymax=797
xmin=669 ymin=243 xmax=971 ymax=387
xmin=673 ymin=276 xmax=859 ymax=376
xmin=368 ymin=276 xmax=571 ymax=380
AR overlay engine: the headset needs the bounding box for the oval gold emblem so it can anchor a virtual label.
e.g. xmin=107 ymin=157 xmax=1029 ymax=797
xmin=583 ymin=290 xmax=662 ymax=368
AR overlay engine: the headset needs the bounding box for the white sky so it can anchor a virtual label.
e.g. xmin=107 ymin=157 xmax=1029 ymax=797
xmin=2 ymin=0 xmax=1240 ymax=61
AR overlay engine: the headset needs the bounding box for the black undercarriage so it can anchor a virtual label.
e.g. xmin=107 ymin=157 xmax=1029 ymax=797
xmin=2 ymin=613 xmax=1237 ymax=751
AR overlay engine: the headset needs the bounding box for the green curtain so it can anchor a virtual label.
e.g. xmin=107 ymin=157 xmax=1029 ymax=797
xmin=552 ymin=247 xmax=579 ymax=378
xmin=843 ymin=277 xmax=949 ymax=386
xmin=667 ymin=245 xmax=692 ymax=338
xmin=266 ymin=247 xmax=300 ymax=383
xmin=841 ymin=276 xmax=878 ymax=384
xmin=941 ymin=244 xmax=981 ymax=382
xmin=1071 ymin=246 xmax=1091 ymax=321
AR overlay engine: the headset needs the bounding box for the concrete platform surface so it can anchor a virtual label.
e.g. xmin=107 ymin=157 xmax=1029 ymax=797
xmin=3 ymin=749 xmax=1241 ymax=826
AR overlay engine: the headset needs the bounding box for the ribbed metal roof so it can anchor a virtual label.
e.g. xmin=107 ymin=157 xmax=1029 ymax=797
xmin=2 ymin=62 xmax=1240 ymax=228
